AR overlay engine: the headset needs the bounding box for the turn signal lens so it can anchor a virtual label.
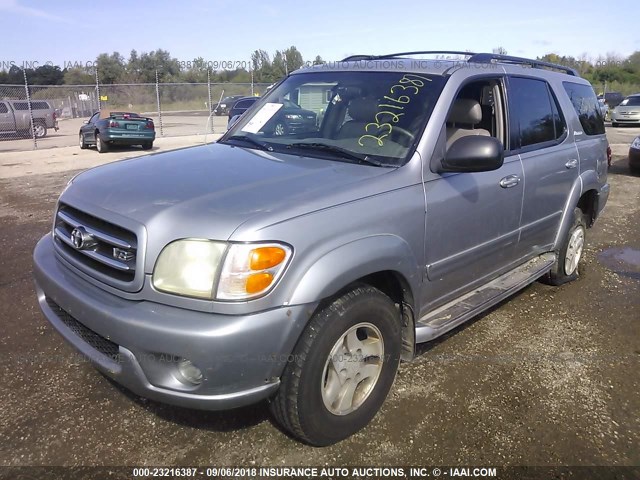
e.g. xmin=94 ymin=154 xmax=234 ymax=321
xmin=250 ymin=247 xmax=286 ymax=270
xmin=216 ymin=242 xmax=292 ymax=300
xmin=246 ymin=273 xmax=274 ymax=293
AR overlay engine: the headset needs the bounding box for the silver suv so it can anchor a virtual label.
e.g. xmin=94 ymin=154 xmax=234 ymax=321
xmin=33 ymin=52 xmax=610 ymax=446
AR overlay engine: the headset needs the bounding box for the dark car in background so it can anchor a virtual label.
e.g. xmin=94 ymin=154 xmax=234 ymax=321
xmin=213 ymin=95 xmax=246 ymax=116
xmin=227 ymin=96 xmax=259 ymax=127
xmin=601 ymin=91 xmax=625 ymax=108
xmin=228 ymin=97 xmax=317 ymax=135
xmin=79 ymin=111 xmax=155 ymax=153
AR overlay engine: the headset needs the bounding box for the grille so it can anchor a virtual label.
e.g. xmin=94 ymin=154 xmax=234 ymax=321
xmin=45 ymin=297 xmax=120 ymax=361
xmin=53 ymin=204 xmax=138 ymax=284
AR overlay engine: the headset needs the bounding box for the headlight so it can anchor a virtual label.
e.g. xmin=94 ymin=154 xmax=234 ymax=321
xmin=153 ymin=239 xmax=226 ymax=299
xmin=152 ymin=240 xmax=292 ymax=301
xmin=220 ymin=103 xmax=226 ymax=108
xmin=631 ymin=137 xmax=640 ymax=150
xmin=216 ymin=243 xmax=292 ymax=300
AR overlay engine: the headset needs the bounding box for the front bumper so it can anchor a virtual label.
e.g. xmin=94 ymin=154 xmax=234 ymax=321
xmin=33 ymin=235 xmax=313 ymax=410
xmin=611 ymin=115 xmax=640 ymax=125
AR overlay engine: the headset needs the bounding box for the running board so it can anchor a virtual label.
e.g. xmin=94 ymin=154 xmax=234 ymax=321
xmin=415 ymin=253 xmax=556 ymax=343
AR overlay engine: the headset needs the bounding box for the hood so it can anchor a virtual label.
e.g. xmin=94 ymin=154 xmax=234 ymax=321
xmin=62 ymin=143 xmax=392 ymax=243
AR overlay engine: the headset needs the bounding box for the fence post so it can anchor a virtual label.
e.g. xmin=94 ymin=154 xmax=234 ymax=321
xmin=207 ymin=68 xmax=213 ymax=132
xmin=155 ymin=70 xmax=164 ymax=137
xmin=23 ymin=70 xmax=37 ymax=150
xmin=250 ymin=60 xmax=254 ymax=96
xmin=95 ymin=68 xmax=101 ymax=112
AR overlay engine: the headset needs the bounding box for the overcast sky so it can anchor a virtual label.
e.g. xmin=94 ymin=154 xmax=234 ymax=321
xmin=1 ymin=0 xmax=638 ymax=70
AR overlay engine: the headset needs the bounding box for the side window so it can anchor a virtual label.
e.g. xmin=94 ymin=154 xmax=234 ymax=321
xmin=508 ymin=77 xmax=565 ymax=150
xmin=0 ymin=103 xmax=8 ymax=114
xmin=445 ymin=78 xmax=507 ymax=150
xmin=562 ymin=82 xmax=606 ymax=135
xmin=89 ymin=113 xmax=99 ymax=123
xmin=13 ymin=102 xmax=28 ymax=111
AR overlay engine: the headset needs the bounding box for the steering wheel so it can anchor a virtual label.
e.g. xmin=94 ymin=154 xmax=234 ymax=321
xmin=391 ymin=127 xmax=415 ymax=147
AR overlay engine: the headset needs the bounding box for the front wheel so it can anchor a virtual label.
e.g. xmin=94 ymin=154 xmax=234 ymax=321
xmin=270 ymin=285 xmax=402 ymax=446
xmin=611 ymin=122 xmax=619 ymax=127
xmin=545 ymin=208 xmax=587 ymax=286
xmin=79 ymin=133 xmax=87 ymax=149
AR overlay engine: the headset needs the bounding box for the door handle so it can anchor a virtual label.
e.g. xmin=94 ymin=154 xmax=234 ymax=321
xmin=499 ymin=175 xmax=521 ymax=188
xmin=565 ymin=159 xmax=578 ymax=169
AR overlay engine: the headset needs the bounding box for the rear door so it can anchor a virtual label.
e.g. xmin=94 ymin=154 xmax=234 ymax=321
xmin=562 ymin=82 xmax=608 ymax=181
xmin=507 ymin=76 xmax=579 ymax=257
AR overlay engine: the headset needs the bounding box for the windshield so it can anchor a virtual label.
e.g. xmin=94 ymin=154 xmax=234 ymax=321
xmin=619 ymin=96 xmax=640 ymax=107
xmin=220 ymin=71 xmax=446 ymax=166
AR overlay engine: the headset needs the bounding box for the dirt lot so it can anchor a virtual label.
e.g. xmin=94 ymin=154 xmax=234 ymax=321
xmin=0 ymin=129 xmax=638 ymax=475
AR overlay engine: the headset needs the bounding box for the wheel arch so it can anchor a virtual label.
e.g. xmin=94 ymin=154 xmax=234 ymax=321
xmin=287 ymin=235 xmax=420 ymax=361
xmin=553 ymin=172 xmax=601 ymax=251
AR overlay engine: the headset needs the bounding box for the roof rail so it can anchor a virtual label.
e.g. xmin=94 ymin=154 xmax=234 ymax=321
xmin=339 ymin=51 xmax=579 ymax=76
xmin=468 ymin=53 xmax=579 ymax=76
xmin=341 ymin=51 xmax=475 ymax=62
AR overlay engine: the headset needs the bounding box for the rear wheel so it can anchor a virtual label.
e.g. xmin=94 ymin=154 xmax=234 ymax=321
xmin=33 ymin=121 xmax=47 ymax=138
xmin=96 ymin=134 xmax=108 ymax=153
xmin=611 ymin=122 xmax=619 ymax=127
xmin=142 ymin=142 xmax=153 ymax=150
xmin=545 ymin=208 xmax=587 ymax=286
xmin=270 ymin=285 xmax=402 ymax=446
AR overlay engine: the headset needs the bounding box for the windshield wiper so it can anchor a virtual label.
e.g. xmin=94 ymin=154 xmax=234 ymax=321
xmin=222 ymin=135 xmax=273 ymax=151
xmin=286 ymin=142 xmax=388 ymax=167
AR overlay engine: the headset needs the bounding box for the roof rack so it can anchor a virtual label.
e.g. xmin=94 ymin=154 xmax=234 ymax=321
xmin=339 ymin=51 xmax=579 ymax=76
xmin=341 ymin=51 xmax=475 ymax=62
xmin=468 ymin=53 xmax=579 ymax=76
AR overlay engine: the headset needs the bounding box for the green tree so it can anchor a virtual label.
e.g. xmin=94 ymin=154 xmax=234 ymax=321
xmin=63 ymin=68 xmax=94 ymax=85
xmin=95 ymin=52 xmax=126 ymax=84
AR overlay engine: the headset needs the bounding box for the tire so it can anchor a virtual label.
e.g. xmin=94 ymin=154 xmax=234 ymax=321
xmin=270 ymin=285 xmax=402 ymax=446
xmin=79 ymin=132 xmax=87 ymax=149
xmin=96 ymin=133 xmax=108 ymax=153
xmin=545 ymin=208 xmax=587 ymax=286
xmin=611 ymin=122 xmax=618 ymax=127
xmin=33 ymin=121 xmax=47 ymax=138
xmin=142 ymin=142 xmax=153 ymax=150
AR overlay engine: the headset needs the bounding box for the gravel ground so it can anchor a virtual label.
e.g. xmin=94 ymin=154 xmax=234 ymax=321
xmin=0 ymin=131 xmax=638 ymax=476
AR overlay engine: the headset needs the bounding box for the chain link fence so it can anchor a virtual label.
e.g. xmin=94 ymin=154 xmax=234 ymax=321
xmin=1 ymin=77 xmax=271 ymax=151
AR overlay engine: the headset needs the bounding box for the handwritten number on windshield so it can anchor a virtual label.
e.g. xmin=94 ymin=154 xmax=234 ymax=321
xmin=358 ymin=74 xmax=432 ymax=148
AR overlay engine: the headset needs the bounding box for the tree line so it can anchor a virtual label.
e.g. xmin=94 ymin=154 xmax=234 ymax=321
xmin=1 ymin=46 xmax=638 ymax=94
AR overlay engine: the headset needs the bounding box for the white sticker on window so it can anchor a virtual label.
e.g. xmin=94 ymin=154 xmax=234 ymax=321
xmin=241 ymin=103 xmax=283 ymax=133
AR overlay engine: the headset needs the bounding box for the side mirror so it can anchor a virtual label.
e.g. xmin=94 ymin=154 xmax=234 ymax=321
xmin=438 ymin=135 xmax=504 ymax=173
xmin=227 ymin=114 xmax=241 ymax=130
xmin=82 ymin=120 xmax=89 ymax=125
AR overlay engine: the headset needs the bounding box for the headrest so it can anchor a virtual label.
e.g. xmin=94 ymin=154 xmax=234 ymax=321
xmin=348 ymin=98 xmax=378 ymax=122
xmin=447 ymin=99 xmax=482 ymax=125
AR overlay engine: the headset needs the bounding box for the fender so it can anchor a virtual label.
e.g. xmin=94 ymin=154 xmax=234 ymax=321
xmin=287 ymin=234 xmax=421 ymax=307
xmin=553 ymin=170 xmax=600 ymax=251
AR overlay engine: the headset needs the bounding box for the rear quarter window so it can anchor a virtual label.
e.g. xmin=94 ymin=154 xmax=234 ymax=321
xmin=562 ymin=82 xmax=605 ymax=135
